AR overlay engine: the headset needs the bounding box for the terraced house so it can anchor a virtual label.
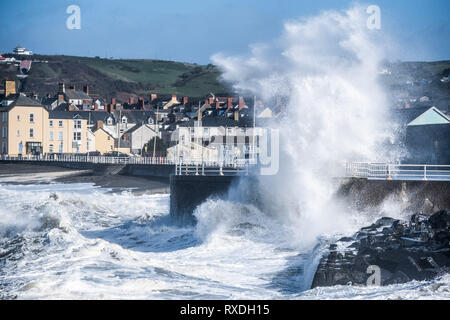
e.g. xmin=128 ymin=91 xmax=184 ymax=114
xmin=0 ymin=91 xmax=88 ymax=155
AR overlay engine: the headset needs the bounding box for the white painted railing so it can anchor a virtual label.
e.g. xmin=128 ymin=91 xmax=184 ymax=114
xmin=174 ymin=162 xmax=253 ymax=176
xmin=346 ymin=162 xmax=450 ymax=181
xmin=0 ymin=154 xmax=174 ymax=165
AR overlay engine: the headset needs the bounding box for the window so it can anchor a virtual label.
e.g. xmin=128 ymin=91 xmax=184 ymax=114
xmin=74 ymin=119 xmax=82 ymax=129
xmin=148 ymin=118 xmax=154 ymax=124
xmin=49 ymin=144 xmax=54 ymax=153
xmin=58 ymin=131 xmax=63 ymax=141
xmin=49 ymin=120 xmax=54 ymax=127
xmin=17 ymin=115 xmax=20 ymax=121
xmin=49 ymin=131 xmax=54 ymax=141
xmin=227 ymin=128 xmax=233 ymax=135
xmin=18 ymin=142 xmax=23 ymax=153
xmin=122 ymin=117 xmax=127 ymax=124
xmin=58 ymin=120 xmax=63 ymax=127
xmin=29 ymin=128 xmax=34 ymax=138
xmin=107 ymin=117 xmax=113 ymax=125
xmin=17 ymin=130 xmax=20 ymax=137
xmin=107 ymin=136 xmax=110 ymax=141
xmin=1 ymin=142 xmax=5 ymax=154
xmin=73 ymin=132 xmax=81 ymax=141
xmin=2 ymin=127 xmax=7 ymax=138
xmin=29 ymin=113 xmax=34 ymax=123
xmin=2 ymin=113 xmax=7 ymax=122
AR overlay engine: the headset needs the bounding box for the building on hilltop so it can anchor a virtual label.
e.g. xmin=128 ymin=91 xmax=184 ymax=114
xmin=13 ymin=45 xmax=32 ymax=55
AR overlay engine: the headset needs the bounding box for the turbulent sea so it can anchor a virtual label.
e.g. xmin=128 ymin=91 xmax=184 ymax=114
xmin=0 ymin=182 xmax=449 ymax=300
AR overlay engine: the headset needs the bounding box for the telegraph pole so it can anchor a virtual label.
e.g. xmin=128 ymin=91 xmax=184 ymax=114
xmin=152 ymin=104 xmax=159 ymax=158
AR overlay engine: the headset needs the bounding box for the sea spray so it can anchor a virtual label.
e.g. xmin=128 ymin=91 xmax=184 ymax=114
xmin=194 ymin=5 xmax=404 ymax=289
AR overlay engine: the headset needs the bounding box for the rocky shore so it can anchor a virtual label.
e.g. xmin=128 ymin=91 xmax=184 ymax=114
xmin=312 ymin=209 xmax=450 ymax=288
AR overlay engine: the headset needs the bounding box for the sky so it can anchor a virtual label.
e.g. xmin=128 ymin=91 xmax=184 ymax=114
xmin=0 ymin=0 xmax=449 ymax=64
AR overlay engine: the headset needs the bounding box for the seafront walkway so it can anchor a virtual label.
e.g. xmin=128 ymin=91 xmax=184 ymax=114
xmin=1 ymin=155 xmax=450 ymax=181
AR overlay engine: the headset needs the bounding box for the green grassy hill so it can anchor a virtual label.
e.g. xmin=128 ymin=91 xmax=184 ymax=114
xmin=0 ymin=54 xmax=232 ymax=100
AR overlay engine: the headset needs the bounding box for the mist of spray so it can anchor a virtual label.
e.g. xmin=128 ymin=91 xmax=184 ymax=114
xmin=210 ymin=5 xmax=397 ymax=248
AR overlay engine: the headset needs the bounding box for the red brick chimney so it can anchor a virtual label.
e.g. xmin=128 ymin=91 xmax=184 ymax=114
xmin=215 ymin=101 xmax=220 ymax=109
xmin=150 ymin=93 xmax=157 ymax=101
xmin=97 ymin=120 xmax=103 ymax=129
xmin=129 ymin=97 xmax=134 ymax=105
xmin=208 ymin=97 xmax=214 ymax=104
xmin=183 ymin=96 xmax=188 ymax=105
xmin=83 ymin=85 xmax=89 ymax=95
xmin=227 ymin=97 xmax=233 ymax=110
xmin=239 ymin=97 xmax=245 ymax=110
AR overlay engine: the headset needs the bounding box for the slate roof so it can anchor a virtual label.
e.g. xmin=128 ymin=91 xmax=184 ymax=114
xmin=112 ymin=110 xmax=156 ymax=123
xmin=1 ymin=94 xmax=43 ymax=111
xmin=124 ymin=123 xmax=156 ymax=134
xmin=48 ymin=111 xmax=113 ymax=124
xmin=64 ymin=89 xmax=92 ymax=100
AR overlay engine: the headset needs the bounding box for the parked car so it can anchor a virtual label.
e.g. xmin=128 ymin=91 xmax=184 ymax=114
xmin=103 ymin=151 xmax=129 ymax=158
xmin=86 ymin=151 xmax=101 ymax=156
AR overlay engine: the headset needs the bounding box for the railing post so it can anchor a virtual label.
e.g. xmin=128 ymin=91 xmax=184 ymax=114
xmin=423 ymin=165 xmax=427 ymax=181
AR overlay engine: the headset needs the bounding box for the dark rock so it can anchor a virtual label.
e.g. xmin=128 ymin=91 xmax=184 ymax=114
xmin=311 ymin=209 xmax=450 ymax=288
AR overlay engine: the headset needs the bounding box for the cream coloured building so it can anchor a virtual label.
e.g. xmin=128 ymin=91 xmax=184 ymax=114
xmin=0 ymin=94 xmax=89 ymax=155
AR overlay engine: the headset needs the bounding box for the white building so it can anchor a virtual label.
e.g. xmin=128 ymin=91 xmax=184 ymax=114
xmin=167 ymin=118 xmax=264 ymax=164
xmin=13 ymin=45 xmax=32 ymax=55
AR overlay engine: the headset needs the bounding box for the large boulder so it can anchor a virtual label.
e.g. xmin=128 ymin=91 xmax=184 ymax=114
xmin=311 ymin=209 xmax=450 ymax=288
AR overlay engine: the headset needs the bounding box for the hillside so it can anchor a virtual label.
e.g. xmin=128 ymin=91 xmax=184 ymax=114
xmin=0 ymin=54 xmax=449 ymax=109
xmin=0 ymin=54 xmax=233 ymax=100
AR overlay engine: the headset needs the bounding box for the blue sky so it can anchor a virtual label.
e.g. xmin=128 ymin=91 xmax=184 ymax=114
xmin=0 ymin=0 xmax=449 ymax=63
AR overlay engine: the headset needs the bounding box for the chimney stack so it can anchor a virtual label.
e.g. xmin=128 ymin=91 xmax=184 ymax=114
xmin=208 ymin=97 xmax=214 ymax=104
xmin=4 ymin=80 xmax=16 ymax=97
xmin=239 ymin=96 xmax=245 ymax=110
xmin=83 ymin=85 xmax=89 ymax=95
xmin=58 ymin=82 xmax=65 ymax=94
xmin=227 ymin=97 xmax=233 ymax=110
xmin=138 ymin=97 xmax=144 ymax=109
xmin=57 ymin=94 xmax=64 ymax=103
xmin=183 ymin=96 xmax=188 ymax=105
xmin=234 ymin=110 xmax=239 ymax=121
xmin=129 ymin=97 xmax=134 ymax=105
xmin=111 ymin=98 xmax=116 ymax=106
xmin=150 ymin=93 xmax=157 ymax=101
xmin=97 ymin=120 xmax=103 ymax=129
xmin=215 ymin=101 xmax=220 ymax=109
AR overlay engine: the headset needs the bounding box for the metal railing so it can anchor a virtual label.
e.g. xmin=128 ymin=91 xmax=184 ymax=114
xmin=0 ymin=154 xmax=174 ymax=165
xmin=346 ymin=162 xmax=450 ymax=181
xmin=174 ymin=162 xmax=254 ymax=176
